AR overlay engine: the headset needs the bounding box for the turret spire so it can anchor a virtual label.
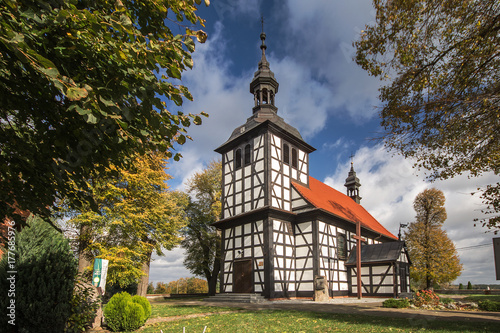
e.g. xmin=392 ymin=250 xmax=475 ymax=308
xmin=250 ymin=18 xmax=279 ymax=115
xmin=344 ymin=158 xmax=362 ymax=204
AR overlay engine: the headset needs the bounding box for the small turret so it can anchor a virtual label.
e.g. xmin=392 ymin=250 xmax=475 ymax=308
xmin=344 ymin=161 xmax=361 ymax=204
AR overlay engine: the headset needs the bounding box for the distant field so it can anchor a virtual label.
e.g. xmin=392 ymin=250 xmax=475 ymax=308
xmin=141 ymin=303 xmax=498 ymax=333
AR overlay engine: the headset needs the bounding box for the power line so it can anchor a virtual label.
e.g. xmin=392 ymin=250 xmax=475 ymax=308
xmin=456 ymin=243 xmax=492 ymax=251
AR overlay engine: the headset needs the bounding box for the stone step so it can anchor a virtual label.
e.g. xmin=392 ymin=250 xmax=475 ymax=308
xmin=205 ymin=293 xmax=267 ymax=303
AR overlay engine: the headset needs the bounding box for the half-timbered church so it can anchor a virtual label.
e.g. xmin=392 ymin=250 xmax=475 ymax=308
xmin=213 ymin=31 xmax=410 ymax=299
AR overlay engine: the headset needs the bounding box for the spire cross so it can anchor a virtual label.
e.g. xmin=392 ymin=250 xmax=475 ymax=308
xmin=349 ymin=153 xmax=355 ymax=165
xmin=261 ymin=16 xmax=264 ymax=33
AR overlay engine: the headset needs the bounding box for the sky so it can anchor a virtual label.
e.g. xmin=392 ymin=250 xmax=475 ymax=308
xmin=149 ymin=0 xmax=499 ymax=286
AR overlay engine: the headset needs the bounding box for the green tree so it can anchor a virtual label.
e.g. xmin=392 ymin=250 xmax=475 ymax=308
xmin=0 ymin=0 xmax=208 ymax=226
xmin=181 ymin=160 xmax=222 ymax=296
xmin=354 ymin=0 xmax=500 ymax=231
xmin=405 ymin=188 xmax=462 ymax=290
xmin=0 ymin=215 xmax=77 ymax=332
xmin=467 ymin=281 xmax=473 ymax=290
xmin=147 ymin=282 xmax=155 ymax=294
xmin=66 ymin=151 xmax=188 ymax=296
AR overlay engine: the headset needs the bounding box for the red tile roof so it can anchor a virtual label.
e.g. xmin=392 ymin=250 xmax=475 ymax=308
xmin=292 ymin=177 xmax=397 ymax=240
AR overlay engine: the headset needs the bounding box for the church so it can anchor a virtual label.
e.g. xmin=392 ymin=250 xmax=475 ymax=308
xmin=213 ymin=31 xmax=410 ymax=299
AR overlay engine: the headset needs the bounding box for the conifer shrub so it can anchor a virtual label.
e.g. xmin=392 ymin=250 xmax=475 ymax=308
xmin=104 ymin=292 xmax=151 ymax=331
xmin=467 ymin=281 xmax=473 ymax=289
xmin=0 ymin=216 xmax=77 ymax=333
xmin=478 ymin=300 xmax=500 ymax=312
xmin=382 ymin=298 xmax=411 ymax=308
xmin=459 ymin=283 xmax=464 ymax=290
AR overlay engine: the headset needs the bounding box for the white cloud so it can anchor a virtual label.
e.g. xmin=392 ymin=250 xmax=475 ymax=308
xmin=149 ymin=247 xmax=192 ymax=284
xmin=324 ymin=143 xmax=498 ymax=284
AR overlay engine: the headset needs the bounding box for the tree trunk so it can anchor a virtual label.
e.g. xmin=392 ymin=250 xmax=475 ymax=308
xmin=207 ymin=256 xmax=220 ymax=296
xmin=78 ymin=225 xmax=92 ymax=275
xmin=136 ymin=250 xmax=152 ymax=297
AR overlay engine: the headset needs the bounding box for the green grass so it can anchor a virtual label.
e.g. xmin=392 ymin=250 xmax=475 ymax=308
xmin=464 ymin=295 xmax=500 ymax=302
xmin=150 ymin=303 xmax=241 ymax=318
xmin=141 ymin=306 xmax=498 ymax=332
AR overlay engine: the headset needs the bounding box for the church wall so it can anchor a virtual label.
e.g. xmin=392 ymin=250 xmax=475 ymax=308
xmin=222 ymin=134 xmax=266 ymax=219
xmin=270 ymin=134 xmax=309 ymax=212
xmin=220 ymin=220 xmax=266 ymax=294
xmin=349 ymin=264 xmax=396 ymax=296
xmin=294 ymin=221 xmax=315 ymax=295
xmin=271 ymin=219 xmax=296 ymax=298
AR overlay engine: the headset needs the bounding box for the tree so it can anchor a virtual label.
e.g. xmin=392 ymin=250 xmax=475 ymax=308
xmin=404 ymin=188 xmax=462 ymax=290
xmin=0 ymin=215 xmax=77 ymax=332
xmin=66 ymin=151 xmax=188 ymax=296
xmin=0 ymin=0 xmax=208 ymax=226
xmin=354 ymin=0 xmax=500 ymax=231
xmin=181 ymin=160 xmax=222 ymax=296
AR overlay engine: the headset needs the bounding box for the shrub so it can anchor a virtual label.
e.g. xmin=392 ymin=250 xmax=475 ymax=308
xmin=413 ymin=290 xmax=440 ymax=307
xmin=104 ymin=292 xmax=151 ymax=331
xmin=0 ymin=216 xmax=77 ymax=333
xmin=440 ymin=297 xmax=454 ymax=305
xmin=382 ymin=298 xmax=410 ymax=308
xmin=66 ymin=277 xmax=100 ymax=333
xmin=467 ymin=281 xmax=473 ymax=289
xmin=478 ymin=300 xmax=500 ymax=312
xmin=459 ymin=283 xmax=464 ymax=290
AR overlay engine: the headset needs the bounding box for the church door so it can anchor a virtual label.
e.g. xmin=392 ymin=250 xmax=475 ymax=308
xmin=233 ymin=259 xmax=253 ymax=293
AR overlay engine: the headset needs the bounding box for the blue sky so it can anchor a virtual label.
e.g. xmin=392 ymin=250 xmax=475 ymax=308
xmin=149 ymin=0 xmax=499 ymax=286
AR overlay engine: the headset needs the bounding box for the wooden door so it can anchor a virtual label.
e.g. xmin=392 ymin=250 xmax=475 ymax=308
xmin=233 ymin=259 xmax=253 ymax=293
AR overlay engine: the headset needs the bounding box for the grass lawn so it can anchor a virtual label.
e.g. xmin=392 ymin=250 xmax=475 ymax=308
xmin=464 ymin=295 xmax=500 ymax=302
xmin=140 ymin=304 xmax=499 ymax=333
xmin=150 ymin=303 xmax=241 ymax=318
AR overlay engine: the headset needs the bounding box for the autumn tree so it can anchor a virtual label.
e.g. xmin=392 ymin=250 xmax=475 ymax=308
xmin=355 ymin=1 xmax=500 ymax=231
xmin=181 ymin=160 xmax=222 ymax=296
xmin=404 ymin=188 xmax=462 ymax=289
xmin=65 ymin=151 xmax=188 ymax=296
xmin=0 ymin=0 xmax=208 ymax=226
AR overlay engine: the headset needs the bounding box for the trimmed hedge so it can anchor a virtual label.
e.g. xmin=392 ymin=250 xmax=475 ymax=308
xmin=104 ymin=292 xmax=151 ymax=331
xmin=382 ymin=298 xmax=411 ymax=308
xmin=478 ymin=300 xmax=500 ymax=312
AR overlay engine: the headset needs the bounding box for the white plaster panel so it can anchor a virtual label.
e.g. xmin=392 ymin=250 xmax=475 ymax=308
xmin=285 ymin=258 xmax=294 ymax=268
xmin=380 ymin=286 xmax=393 ymax=294
xmin=291 ymin=188 xmax=301 ymax=199
xmin=276 ymin=233 xmax=283 ymax=243
xmin=300 ymin=173 xmax=307 ymax=183
xmin=235 ymin=226 xmax=242 ymax=236
xmin=272 ymin=197 xmax=279 ymax=208
xmin=271 ymin=158 xmax=280 ymax=171
xmin=255 ymin=198 xmax=263 ymax=209
xmin=255 ymin=284 xmax=262 ymax=292
xmin=224 ymin=174 xmax=232 ymax=185
xmin=225 ymin=229 xmax=231 ymax=238
xmin=372 ymin=276 xmax=382 ymax=285
xmin=224 ymin=208 xmax=231 ymax=217
xmin=244 ymin=165 xmax=251 ymax=174
xmin=285 ymin=246 xmax=293 ymax=257
xmin=318 ymin=221 xmax=325 ymax=233
xmin=256 ymin=220 xmax=263 ymax=232
xmin=276 ymin=245 xmax=284 ymax=256
xmin=297 ymin=222 xmax=312 ymax=233
xmin=255 ymin=246 xmax=263 ymax=257
xmin=338 ymin=261 xmax=345 ymax=270
xmin=362 ymin=276 xmax=370 ymax=284
xmin=332 ymin=284 xmax=339 ymax=291
xmin=235 ymin=237 xmax=241 ymax=248
xmin=273 ymin=220 xmax=281 ymax=230
xmin=226 ymin=150 xmax=233 ymax=161
xmin=298 ymin=282 xmax=313 ymax=291
xmin=225 ymin=239 xmax=232 ymax=250
xmin=361 ymin=267 xmax=370 ymax=275
xmin=226 ymin=285 xmax=232 ymax=292
xmin=292 ymin=198 xmax=307 ymax=208
xmin=244 ymin=223 xmax=251 ymax=235
xmin=384 ymin=276 xmax=393 ymax=284
xmin=226 ymin=196 xmax=233 ymax=206
xmin=274 ymin=283 xmax=283 ymax=291
xmin=283 ymin=189 xmax=290 ymax=201
xmin=283 ymin=164 xmax=290 ymax=176
xmin=225 ymin=250 xmax=233 ymax=261
xmin=283 ymin=201 xmax=290 ymax=211
xmin=299 ymin=150 xmax=305 ymax=160
xmin=235 ymin=168 xmax=242 ymax=179
xmin=235 ymin=193 xmax=242 ymax=205
xmin=273 ymin=172 xmax=282 ymax=186
xmin=254 ymin=272 xmax=262 ymax=283
xmin=244 ymin=236 xmax=251 ymax=247
xmin=255 ymin=160 xmax=264 ymax=172
xmin=226 ymin=274 xmax=232 ymax=284
xmin=320 ymin=246 xmax=328 ymax=257
xmin=244 ymin=176 xmax=252 ymax=188
xmin=224 ymin=262 xmax=231 ymax=271
xmin=303 ymin=233 xmax=313 ymax=244
xmin=272 ymin=134 xmax=281 ymax=146
xmin=288 ymin=282 xmax=296 ymax=291
xmin=339 ymin=271 xmax=347 ymax=281
xmin=372 ymin=266 xmax=389 ymax=275
xmin=235 ymin=180 xmax=242 ymax=193
xmin=340 ymin=282 xmax=348 ymax=290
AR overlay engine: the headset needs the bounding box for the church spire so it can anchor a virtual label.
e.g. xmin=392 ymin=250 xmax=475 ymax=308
xmin=250 ymin=18 xmax=279 ymax=115
xmin=344 ymin=158 xmax=362 ymax=204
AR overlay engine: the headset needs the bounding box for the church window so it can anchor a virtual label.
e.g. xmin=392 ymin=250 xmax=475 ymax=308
xmin=244 ymin=144 xmax=251 ymax=165
xmin=291 ymin=148 xmax=298 ymax=168
xmin=283 ymin=144 xmax=290 ymax=164
xmin=337 ymin=233 xmax=347 ymax=260
xmin=235 ymin=149 xmax=242 ymax=169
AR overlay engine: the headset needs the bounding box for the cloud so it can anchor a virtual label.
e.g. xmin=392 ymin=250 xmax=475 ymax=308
xmin=149 ymin=247 xmax=192 ymax=284
xmin=323 ymin=143 xmax=498 ymax=284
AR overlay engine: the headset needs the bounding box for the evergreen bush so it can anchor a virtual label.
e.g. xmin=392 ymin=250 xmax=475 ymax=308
xmin=459 ymin=283 xmax=464 ymax=290
xmin=0 ymin=216 xmax=77 ymax=333
xmin=104 ymin=292 xmax=151 ymax=331
xmin=467 ymin=281 xmax=473 ymax=289
xmin=478 ymin=300 xmax=500 ymax=312
xmin=382 ymin=298 xmax=411 ymax=308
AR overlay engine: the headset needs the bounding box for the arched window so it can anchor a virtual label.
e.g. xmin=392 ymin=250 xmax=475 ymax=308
xmin=244 ymin=144 xmax=251 ymax=165
xmin=283 ymin=144 xmax=290 ymax=164
xmin=291 ymin=148 xmax=298 ymax=168
xmin=235 ymin=149 xmax=242 ymax=169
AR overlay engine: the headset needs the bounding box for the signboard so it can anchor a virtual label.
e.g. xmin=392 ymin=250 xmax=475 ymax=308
xmin=92 ymin=258 xmax=109 ymax=293
xmin=494 ymin=238 xmax=500 ymax=280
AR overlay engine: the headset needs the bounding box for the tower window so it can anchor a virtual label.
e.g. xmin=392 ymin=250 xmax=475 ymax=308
xmin=291 ymin=148 xmax=298 ymax=168
xmin=283 ymin=144 xmax=289 ymax=164
xmin=235 ymin=149 xmax=242 ymax=169
xmin=244 ymin=144 xmax=251 ymax=165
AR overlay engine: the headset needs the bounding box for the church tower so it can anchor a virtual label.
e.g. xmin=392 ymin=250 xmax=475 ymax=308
xmin=344 ymin=162 xmax=362 ymax=204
